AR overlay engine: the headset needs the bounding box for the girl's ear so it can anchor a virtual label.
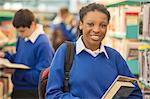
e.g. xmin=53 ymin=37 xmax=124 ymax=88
xmin=79 ymin=21 xmax=83 ymax=30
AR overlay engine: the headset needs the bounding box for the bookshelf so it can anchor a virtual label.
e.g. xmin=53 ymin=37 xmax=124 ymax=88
xmin=104 ymin=0 xmax=150 ymax=97
xmin=0 ymin=69 xmax=13 ymax=99
xmin=138 ymin=45 xmax=150 ymax=98
xmin=0 ymin=10 xmax=16 ymax=55
xmin=104 ymin=0 xmax=150 ymax=76
xmin=106 ymin=0 xmax=150 ymax=8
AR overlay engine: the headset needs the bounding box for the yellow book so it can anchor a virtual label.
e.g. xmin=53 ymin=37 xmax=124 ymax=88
xmin=0 ymin=81 xmax=3 ymax=99
xmin=0 ymin=58 xmax=30 ymax=69
xmin=102 ymin=75 xmax=137 ymax=99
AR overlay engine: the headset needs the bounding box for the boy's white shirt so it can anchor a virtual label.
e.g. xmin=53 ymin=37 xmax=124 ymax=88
xmin=76 ymin=36 xmax=109 ymax=59
xmin=25 ymin=24 xmax=44 ymax=43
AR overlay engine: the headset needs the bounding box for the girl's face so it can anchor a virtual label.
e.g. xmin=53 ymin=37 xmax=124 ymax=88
xmin=79 ymin=10 xmax=108 ymax=51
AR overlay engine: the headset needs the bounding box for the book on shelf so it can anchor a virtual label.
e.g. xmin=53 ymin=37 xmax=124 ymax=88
xmin=0 ymin=58 xmax=30 ymax=69
xmin=0 ymin=81 xmax=3 ymax=99
xmin=143 ymin=4 xmax=150 ymax=38
xmin=0 ymin=74 xmax=13 ymax=99
xmin=102 ymin=75 xmax=137 ymax=99
xmin=139 ymin=46 xmax=150 ymax=86
xmin=0 ymin=76 xmax=9 ymax=98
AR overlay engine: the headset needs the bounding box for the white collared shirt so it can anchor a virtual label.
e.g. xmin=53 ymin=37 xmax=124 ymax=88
xmin=24 ymin=24 xmax=44 ymax=43
xmin=76 ymin=36 xmax=109 ymax=58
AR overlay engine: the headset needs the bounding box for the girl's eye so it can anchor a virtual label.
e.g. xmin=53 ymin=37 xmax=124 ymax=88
xmin=100 ymin=24 xmax=107 ymax=29
xmin=87 ymin=23 xmax=94 ymax=27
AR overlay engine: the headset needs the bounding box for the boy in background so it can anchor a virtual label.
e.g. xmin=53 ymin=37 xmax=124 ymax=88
xmin=0 ymin=9 xmax=54 ymax=99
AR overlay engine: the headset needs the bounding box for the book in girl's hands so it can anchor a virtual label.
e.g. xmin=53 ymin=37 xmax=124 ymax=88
xmin=0 ymin=58 xmax=30 ymax=69
xmin=102 ymin=75 xmax=137 ymax=99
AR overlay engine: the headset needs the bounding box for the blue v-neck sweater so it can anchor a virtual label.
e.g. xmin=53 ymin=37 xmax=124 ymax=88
xmin=5 ymin=34 xmax=54 ymax=90
xmin=46 ymin=43 xmax=142 ymax=99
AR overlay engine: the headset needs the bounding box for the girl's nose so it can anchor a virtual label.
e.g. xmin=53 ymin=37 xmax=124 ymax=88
xmin=93 ymin=26 xmax=100 ymax=33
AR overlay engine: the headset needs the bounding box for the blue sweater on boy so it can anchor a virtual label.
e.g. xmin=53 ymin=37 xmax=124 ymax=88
xmin=46 ymin=43 xmax=142 ymax=99
xmin=51 ymin=22 xmax=76 ymax=42
xmin=59 ymin=22 xmax=76 ymax=42
xmin=5 ymin=34 xmax=54 ymax=90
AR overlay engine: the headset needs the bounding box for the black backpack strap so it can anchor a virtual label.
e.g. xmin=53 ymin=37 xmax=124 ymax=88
xmin=63 ymin=41 xmax=74 ymax=92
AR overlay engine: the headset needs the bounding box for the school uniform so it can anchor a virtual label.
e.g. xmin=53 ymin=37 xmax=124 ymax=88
xmin=46 ymin=36 xmax=142 ymax=99
xmin=4 ymin=24 xmax=54 ymax=99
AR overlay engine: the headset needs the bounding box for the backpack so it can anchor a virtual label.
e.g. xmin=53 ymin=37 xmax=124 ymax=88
xmin=38 ymin=41 xmax=74 ymax=99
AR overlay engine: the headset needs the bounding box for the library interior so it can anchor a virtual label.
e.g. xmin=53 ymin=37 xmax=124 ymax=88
xmin=0 ymin=0 xmax=150 ymax=99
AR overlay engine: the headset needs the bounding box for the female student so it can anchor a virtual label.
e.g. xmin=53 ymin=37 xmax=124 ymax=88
xmin=46 ymin=3 xmax=142 ymax=99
